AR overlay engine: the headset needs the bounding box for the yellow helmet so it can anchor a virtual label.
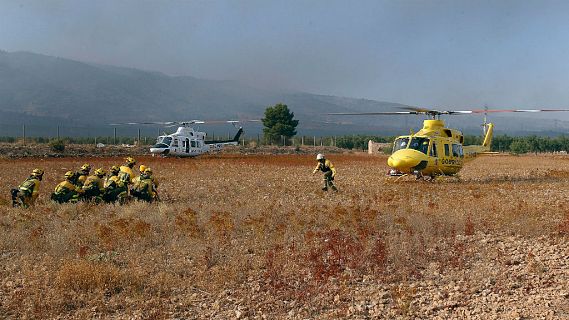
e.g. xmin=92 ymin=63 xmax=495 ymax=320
xmin=110 ymin=165 xmax=120 ymax=174
xmin=80 ymin=163 xmax=91 ymax=172
xmin=125 ymin=157 xmax=136 ymax=165
xmin=32 ymin=168 xmax=44 ymax=176
xmin=64 ymin=171 xmax=75 ymax=178
xmin=143 ymin=168 xmax=153 ymax=175
xmin=94 ymin=168 xmax=106 ymax=176
xmin=139 ymin=165 xmax=147 ymax=173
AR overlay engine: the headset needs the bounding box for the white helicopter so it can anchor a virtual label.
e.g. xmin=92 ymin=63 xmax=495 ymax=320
xmin=112 ymin=120 xmax=245 ymax=157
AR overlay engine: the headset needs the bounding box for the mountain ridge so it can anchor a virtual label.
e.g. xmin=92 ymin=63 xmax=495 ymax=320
xmin=1 ymin=50 xmax=568 ymax=137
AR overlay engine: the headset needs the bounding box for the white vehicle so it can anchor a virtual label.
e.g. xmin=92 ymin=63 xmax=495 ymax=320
xmin=113 ymin=120 xmax=244 ymax=157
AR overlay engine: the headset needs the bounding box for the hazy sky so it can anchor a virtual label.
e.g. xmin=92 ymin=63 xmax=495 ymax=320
xmin=2 ymin=0 xmax=569 ymax=109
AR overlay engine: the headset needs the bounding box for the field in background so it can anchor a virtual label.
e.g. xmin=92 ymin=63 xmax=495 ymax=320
xmin=1 ymin=153 xmax=568 ymax=319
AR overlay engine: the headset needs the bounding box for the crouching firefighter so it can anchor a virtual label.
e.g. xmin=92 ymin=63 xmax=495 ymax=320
xmin=103 ymin=166 xmax=123 ymax=203
xmin=51 ymin=171 xmax=84 ymax=203
xmin=312 ymin=153 xmax=338 ymax=191
xmin=11 ymin=169 xmax=44 ymax=208
xmin=81 ymin=168 xmax=106 ymax=202
xmin=131 ymin=168 xmax=158 ymax=202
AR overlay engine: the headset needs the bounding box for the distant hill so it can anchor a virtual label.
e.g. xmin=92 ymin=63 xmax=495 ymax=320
xmin=1 ymin=50 xmax=568 ymax=137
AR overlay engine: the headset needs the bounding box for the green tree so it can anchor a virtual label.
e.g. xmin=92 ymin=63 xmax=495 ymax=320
xmin=262 ymin=103 xmax=299 ymax=141
xmin=509 ymin=139 xmax=530 ymax=154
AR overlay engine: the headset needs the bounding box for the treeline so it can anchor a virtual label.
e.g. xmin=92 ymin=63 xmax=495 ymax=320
xmin=3 ymin=134 xmax=569 ymax=154
xmin=335 ymin=134 xmax=569 ymax=154
xmin=335 ymin=135 xmax=395 ymax=150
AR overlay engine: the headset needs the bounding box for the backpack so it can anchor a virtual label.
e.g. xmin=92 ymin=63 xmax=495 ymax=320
xmin=19 ymin=178 xmax=36 ymax=196
xmin=118 ymin=171 xmax=131 ymax=184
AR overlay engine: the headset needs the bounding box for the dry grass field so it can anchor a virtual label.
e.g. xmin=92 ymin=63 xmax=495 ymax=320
xmin=1 ymin=152 xmax=568 ymax=319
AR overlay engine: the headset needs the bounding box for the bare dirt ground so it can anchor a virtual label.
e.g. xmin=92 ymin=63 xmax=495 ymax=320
xmin=0 ymin=153 xmax=568 ymax=319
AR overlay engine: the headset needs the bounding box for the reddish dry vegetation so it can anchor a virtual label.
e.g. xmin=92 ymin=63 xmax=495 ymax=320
xmin=0 ymin=153 xmax=568 ymax=319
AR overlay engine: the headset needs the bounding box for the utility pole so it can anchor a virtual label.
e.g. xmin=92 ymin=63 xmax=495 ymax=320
xmin=22 ymin=124 xmax=26 ymax=145
xmin=137 ymin=128 xmax=141 ymax=145
xmin=114 ymin=128 xmax=117 ymax=145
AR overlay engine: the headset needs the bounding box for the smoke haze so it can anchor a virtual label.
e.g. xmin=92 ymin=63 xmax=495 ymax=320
xmin=2 ymin=0 xmax=569 ymax=114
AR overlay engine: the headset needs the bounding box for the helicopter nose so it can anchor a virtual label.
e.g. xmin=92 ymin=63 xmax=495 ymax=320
xmin=387 ymin=149 xmax=427 ymax=172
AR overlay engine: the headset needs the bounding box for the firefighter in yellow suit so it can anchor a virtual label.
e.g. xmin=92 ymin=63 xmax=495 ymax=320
xmin=116 ymin=157 xmax=136 ymax=203
xmin=312 ymin=153 xmax=337 ymax=191
xmin=51 ymin=171 xmax=84 ymax=203
xmin=119 ymin=157 xmax=136 ymax=185
xmin=103 ymin=166 xmax=122 ymax=203
xmin=11 ymin=169 xmax=44 ymax=208
xmin=131 ymin=168 xmax=158 ymax=202
xmin=82 ymin=168 xmax=106 ymax=202
xmin=133 ymin=164 xmax=159 ymax=189
xmin=76 ymin=163 xmax=92 ymax=187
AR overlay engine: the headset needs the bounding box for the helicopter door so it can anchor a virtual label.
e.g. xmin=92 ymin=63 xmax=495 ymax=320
xmin=185 ymin=138 xmax=189 ymax=153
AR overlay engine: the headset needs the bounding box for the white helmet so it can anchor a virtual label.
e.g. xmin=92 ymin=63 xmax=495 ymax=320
xmin=316 ymin=153 xmax=325 ymax=160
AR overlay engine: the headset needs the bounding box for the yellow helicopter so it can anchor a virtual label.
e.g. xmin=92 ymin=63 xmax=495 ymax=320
xmin=330 ymin=107 xmax=569 ymax=179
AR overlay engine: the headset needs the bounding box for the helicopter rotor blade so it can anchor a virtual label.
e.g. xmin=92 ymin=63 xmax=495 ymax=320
xmin=328 ymin=111 xmax=419 ymax=115
xmin=109 ymin=121 xmax=179 ymax=126
xmin=329 ymin=107 xmax=569 ymax=117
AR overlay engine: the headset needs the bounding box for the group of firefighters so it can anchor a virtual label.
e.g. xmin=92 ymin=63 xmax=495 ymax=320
xmin=11 ymin=157 xmax=159 ymax=208
xmin=10 ymin=153 xmax=336 ymax=208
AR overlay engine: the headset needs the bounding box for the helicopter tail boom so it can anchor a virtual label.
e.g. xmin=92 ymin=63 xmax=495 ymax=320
xmin=205 ymin=127 xmax=243 ymax=145
xmin=482 ymin=123 xmax=494 ymax=148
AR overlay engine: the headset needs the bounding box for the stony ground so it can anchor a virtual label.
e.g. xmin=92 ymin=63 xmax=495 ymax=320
xmin=0 ymin=152 xmax=568 ymax=319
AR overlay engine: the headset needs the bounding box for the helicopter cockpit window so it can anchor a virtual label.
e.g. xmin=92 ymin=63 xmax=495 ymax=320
xmin=430 ymin=142 xmax=437 ymax=157
xmin=152 ymin=136 xmax=172 ymax=148
xmin=409 ymin=137 xmax=430 ymax=154
xmin=393 ymin=138 xmax=410 ymax=153
xmin=452 ymin=144 xmax=463 ymax=158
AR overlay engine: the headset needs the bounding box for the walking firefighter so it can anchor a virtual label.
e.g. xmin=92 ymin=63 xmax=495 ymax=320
xmin=312 ymin=153 xmax=338 ymax=191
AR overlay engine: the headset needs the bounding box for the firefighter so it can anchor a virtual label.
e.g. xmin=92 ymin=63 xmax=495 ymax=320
xmin=131 ymin=168 xmax=157 ymax=202
xmin=103 ymin=165 xmax=123 ymax=203
xmin=312 ymin=154 xmax=337 ymax=191
xmin=115 ymin=157 xmax=137 ymax=204
xmin=133 ymin=164 xmax=159 ymax=189
xmin=132 ymin=164 xmax=147 ymax=185
xmin=11 ymin=169 xmax=44 ymax=208
xmin=118 ymin=157 xmax=136 ymax=186
xmin=76 ymin=163 xmax=92 ymax=187
xmin=82 ymin=168 xmax=106 ymax=202
xmin=51 ymin=171 xmax=84 ymax=203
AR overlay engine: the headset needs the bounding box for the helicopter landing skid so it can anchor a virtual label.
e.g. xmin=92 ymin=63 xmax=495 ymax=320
xmin=387 ymin=169 xmax=404 ymax=176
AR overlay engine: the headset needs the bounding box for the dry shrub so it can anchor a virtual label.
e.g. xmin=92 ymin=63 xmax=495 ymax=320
xmin=175 ymin=207 xmax=203 ymax=238
xmin=55 ymin=259 xmax=131 ymax=292
xmin=305 ymin=229 xmax=365 ymax=281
